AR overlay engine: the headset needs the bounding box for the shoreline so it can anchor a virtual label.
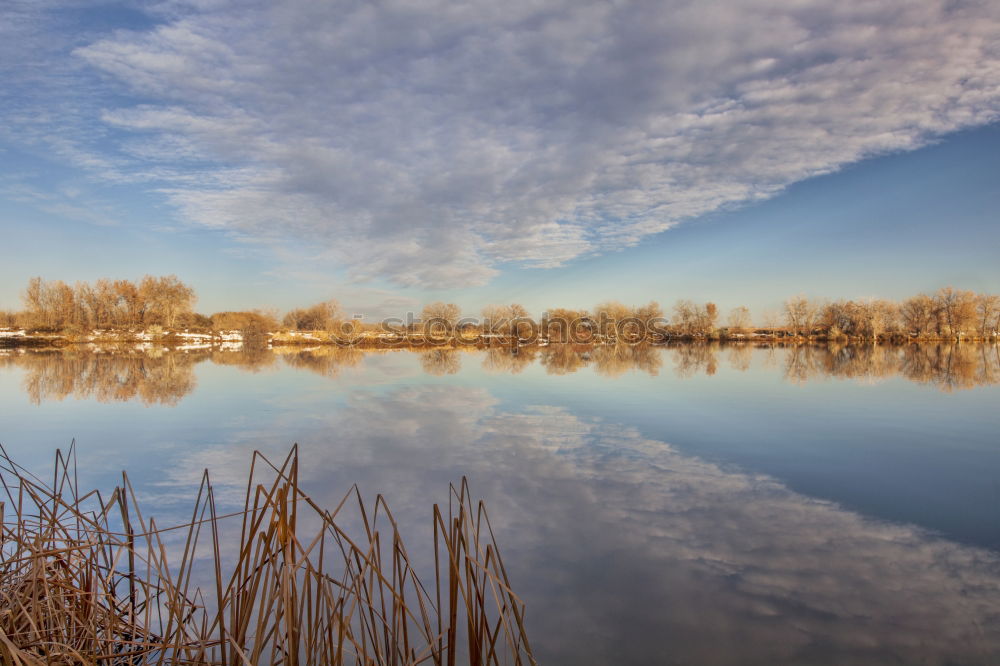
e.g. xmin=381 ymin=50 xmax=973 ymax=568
xmin=2 ymin=326 xmax=998 ymax=352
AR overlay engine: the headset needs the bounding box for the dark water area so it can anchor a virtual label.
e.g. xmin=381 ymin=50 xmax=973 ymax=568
xmin=2 ymin=342 xmax=1000 ymax=665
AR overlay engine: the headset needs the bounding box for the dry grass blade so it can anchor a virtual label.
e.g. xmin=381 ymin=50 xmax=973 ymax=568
xmin=0 ymin=443 xmax=535 ymax=665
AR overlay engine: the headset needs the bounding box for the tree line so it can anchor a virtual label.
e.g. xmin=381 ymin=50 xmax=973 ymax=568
xmin=11 ymin=276 xmax=196 ymax=331
xmin=2 ymin=277 xmax=998 ymax=342
xmin=781 ymin=288 xmax=999 ymax=341
xmin=0 ymin=276 xmax=281 ymax=337
xmin=414 ymin=288 xmax=999 ymax=342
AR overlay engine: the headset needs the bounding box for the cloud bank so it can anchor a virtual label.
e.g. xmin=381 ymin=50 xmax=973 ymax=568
xmin=56 ymin=0 xmax=1000 ymax=286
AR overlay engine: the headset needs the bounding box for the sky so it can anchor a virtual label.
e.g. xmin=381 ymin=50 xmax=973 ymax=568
xmin=1 ymin=0 xmax=999 ymax=322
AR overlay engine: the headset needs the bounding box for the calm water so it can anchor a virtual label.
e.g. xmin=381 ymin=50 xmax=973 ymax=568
xmin=2 ymin=343 xmax=1000 ymax=665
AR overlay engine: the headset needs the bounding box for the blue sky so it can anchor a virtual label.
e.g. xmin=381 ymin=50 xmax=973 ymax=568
xmin=1 ymin=0 xmax=998 ymax=321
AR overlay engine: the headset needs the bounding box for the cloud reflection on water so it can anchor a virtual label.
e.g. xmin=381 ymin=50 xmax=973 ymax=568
xmin=153 ymin=383 xmax=1000 ymax=666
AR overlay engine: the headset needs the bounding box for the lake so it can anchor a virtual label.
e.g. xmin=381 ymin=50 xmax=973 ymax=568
xmin=1 ymin=342 xmax=999 ymax=665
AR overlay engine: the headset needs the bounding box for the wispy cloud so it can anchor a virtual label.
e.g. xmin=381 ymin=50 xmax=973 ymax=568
xmin=10 ymin=0 xmax=1000 ymax=287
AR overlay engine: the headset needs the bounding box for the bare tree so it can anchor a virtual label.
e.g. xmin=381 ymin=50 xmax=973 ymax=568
xmin=283 ymin=300 xmax=344 ymax=331
xmin=481 ymin=304 xmax=507 ymax=334
xmin=112 ymin=279 xmax=144 ymax=327
xmin=544 ymin=308 xmax=590 ymax=342
xmin=672 ymin=300 xmax=717 ymax=337
xmin=22 ymin=277 xmax=47 ymax=329
xmin=935 ymin=287 xmax=977 ymax=338
xmin=671 ymin=300 xmax=698 ymax=337
xmin=49 ymin=281 xmax=76 ymax=329
xmin=632 ymin=301 xmax=665 ymax=340
xmin=975 ymin=293 xmax=1000 ymax=338
xmin=594 ymin=301 xmax=631 ymax=321
xmin=21 ymin=278 xmax=76 ymax=330
xmin=703 ymin=303 xmax=718 ymax=335
xmin=727 ymin=306 xmax=752 ymax=333
xmin=858 ymin=299 xmax=898 ymax=340
xmin=421 ymin=302 xmax=461 ymax=335
xmin=141 ymin=275 xmax=196 ymax=328
xmin=820 ymin=300 xmax=852 ymax=337
xmin=900 ymin=293 xmax=937 ymax=336
xmin=20 ymin=276 xmax=195 ymax=331
xmin=164 ymin=275 xmax=196 ymax=328
xmin=481 ymin=303 xmax=533 ymax=337
xmin=783 ymin=295 xmax=817 ymax=336
xmin=593 ymin=300 xmax=631 ymax=339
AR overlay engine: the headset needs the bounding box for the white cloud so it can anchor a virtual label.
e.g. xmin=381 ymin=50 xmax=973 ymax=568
xmin=38 ymin=0 xmax=1000 ymax=285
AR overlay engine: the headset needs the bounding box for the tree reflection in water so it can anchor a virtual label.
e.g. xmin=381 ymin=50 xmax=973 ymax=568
xmin=783 ymin=342 xmax=1000 ymax=392
xmin=1 ymin=342 xmax=998 ymax=405
xmin=419 ymin=348 xmax=462 ymax=375
xmin=482 ymin=346 xmax=537 ymax=374
xmin=7 ymin=349 xmax=202 ymax=406
xmin=274 ymin=345 xmax=364 ymax=378
xmin=537 ymin=343 xmax=664 ymax=377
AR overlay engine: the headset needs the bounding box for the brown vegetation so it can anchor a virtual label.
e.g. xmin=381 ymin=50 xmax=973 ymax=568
xmin=420 ymin=349 xmax=463 ymax=376
xmin=210 ymin=311 xmax=280 ymax=348
xmin=4 ymin=278 xmax=999 ymax=346
xmin=481 ymin=304 xmax=531 ymax=338
xmin=3 ymin=342 xmax=998 ymax=406
xmin=18 ymin=276 xmax=196 ymax=332
xmin=805 ymin=287 xmax=1000 ymax=341
xmin=282 ymin=300 xmax=344 ymax=332
xmin=540 ymin=309 xmax=590 ymax=343
xmin=780 ymin=341 xmax=1000 ymax=392
xmin=12 ymin=349 xmax=200 ymax=406
xmin=421 ymin=303 xmax=462 ymax=335
xmin=0 ymin=445 xmax=535 ymax=665
xmin=278 ymin=346 xmax=365 ymax=378
xmin=671 ymin=301 xmax=717 ymax=338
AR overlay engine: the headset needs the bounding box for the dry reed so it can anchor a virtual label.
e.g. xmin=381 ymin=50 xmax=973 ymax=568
xmin=0 ymin=443 xmax=535 ymax=665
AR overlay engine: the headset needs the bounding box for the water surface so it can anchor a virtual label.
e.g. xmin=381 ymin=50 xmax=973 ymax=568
xmin=1 ymin=343 xmax=999 ymax=664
